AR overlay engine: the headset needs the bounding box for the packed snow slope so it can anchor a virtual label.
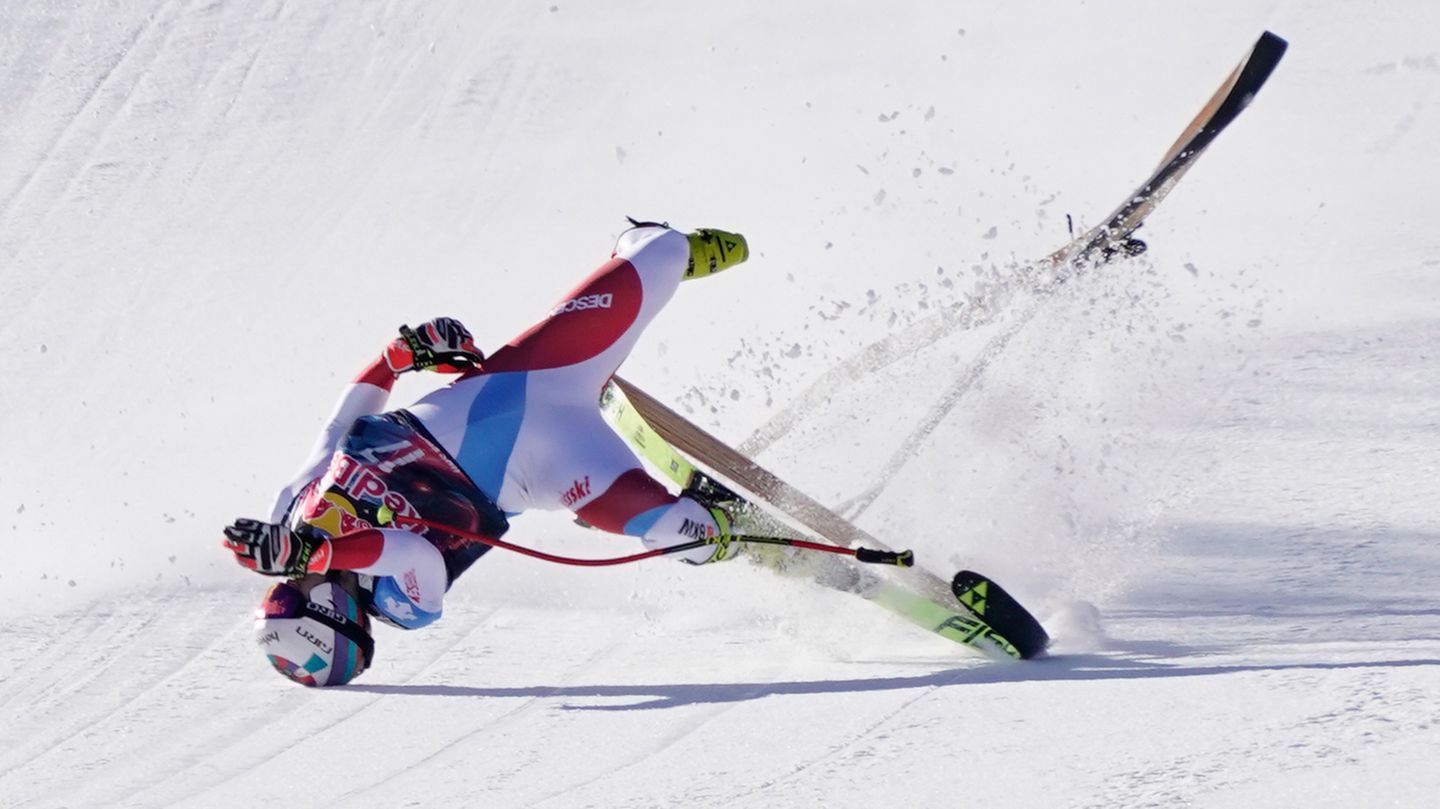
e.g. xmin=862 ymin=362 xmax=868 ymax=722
xmin=3 ymin=1 xmax=1439 ymax=807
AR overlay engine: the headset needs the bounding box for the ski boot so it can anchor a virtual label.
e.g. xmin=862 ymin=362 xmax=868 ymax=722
xmin=674 ymin=475 xmax=747 ymax=564
xmin=685 ymin=228 xmax=749 ymax=280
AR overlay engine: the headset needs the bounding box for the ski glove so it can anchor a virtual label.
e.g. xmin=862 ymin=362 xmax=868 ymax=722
xmin=223 ymin=518 xmax=329 ymax=578
xmin=384 ymin=317 xmax=484 ymax=374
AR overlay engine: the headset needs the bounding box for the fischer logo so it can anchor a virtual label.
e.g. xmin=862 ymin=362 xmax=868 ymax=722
xmin=549 ymin=293 xmax=614 ymax=316
xmin=560 ymin=476 xmax=592 ymax=508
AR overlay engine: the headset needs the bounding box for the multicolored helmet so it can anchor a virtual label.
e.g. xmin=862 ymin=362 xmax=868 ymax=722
xmin=255 ymin=576 xmax=373 ymax=687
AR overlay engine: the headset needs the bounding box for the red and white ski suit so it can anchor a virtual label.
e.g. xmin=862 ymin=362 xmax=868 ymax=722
xmin=269 ymin=225 xmax=726 ymax=628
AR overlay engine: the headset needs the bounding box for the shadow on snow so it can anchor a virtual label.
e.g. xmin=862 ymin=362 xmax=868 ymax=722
xmin=342 ymin=656 xmax=1440 ymax=710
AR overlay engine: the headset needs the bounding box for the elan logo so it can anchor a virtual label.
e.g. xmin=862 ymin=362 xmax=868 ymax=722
xmin=549 ymin=293 xmax=614 ymax=316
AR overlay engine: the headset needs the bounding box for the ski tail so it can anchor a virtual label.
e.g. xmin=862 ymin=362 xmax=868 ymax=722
xmin=741 ymin=32 xmax=1288 ymax=460
xmin=1152 ymin=32 xmax=1288 ymax=173
xmin=1058 ymin=30 xmax=1289 ymax=267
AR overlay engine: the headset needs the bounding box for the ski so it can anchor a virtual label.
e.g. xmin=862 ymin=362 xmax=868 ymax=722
xmin=590 ymin=32 xmax=1288 ymax=661
xmin=738 ymin=30 xmax=1289 ymax=458
xmin=600 ymin=378 xmax=1049 ymax=661
xmin=1044 ymin=30 xmax=1288 ymax=270
xmin=951 ymin=570 xmax=1048 ymax=660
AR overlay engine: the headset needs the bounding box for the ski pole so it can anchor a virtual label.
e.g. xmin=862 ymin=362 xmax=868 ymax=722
xmin=360 ymin=517 xmax=914 ymax=569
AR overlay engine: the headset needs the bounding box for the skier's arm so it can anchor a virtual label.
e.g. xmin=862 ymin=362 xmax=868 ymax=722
xmin=315 ymin=528 xmax=448 ymax=616
xmin=227 ymin=522 xmax=444 ymax=584
xmin=265 ymin=357 xmax=400 ymax=522
xmin=224 ymin=521 xmax=447 ymax=618
xmin=314 ymin=528 xmax=444 ymax=579
xmin=265 ymin=318 xmax=486 ymax=523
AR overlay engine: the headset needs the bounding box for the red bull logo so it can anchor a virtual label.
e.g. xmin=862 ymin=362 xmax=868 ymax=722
xmin=299 ymin=450 xmax=426 ymax=538
xmin=331 ymin=454 xmax=424 ymax=520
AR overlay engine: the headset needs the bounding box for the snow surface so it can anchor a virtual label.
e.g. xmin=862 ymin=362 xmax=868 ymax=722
xmin=3 ymin=1 xmax=1439 ymax=807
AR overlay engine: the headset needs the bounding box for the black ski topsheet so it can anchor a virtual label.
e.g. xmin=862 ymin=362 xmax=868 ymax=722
xmin=952 ymin=570 xmax=1051 ymax=659
xmin=1061 ymin=31 xmax=1289 ymax=268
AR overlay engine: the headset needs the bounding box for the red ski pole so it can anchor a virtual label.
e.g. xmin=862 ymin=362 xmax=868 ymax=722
xmin=356 ymin=517 xmax=914 ymax=568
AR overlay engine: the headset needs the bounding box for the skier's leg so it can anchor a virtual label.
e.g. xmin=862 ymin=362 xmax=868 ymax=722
xmin=520 ymin=405 xmax=737 ymax=565
xmin=408 ymin=223 xmax=748 ymax=512
xmin=483 ymin=223 xmax=748 ymax=398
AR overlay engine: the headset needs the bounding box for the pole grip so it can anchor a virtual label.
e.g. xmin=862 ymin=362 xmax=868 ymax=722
xmin=855 ymin=547 xmax=915 ymax=567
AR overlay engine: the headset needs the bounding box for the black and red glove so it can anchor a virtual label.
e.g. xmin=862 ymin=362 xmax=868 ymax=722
xmin=384 ymin=317 xmax=484 ymax=374
xmin=223 ymin=518 xmax=329 ymax=578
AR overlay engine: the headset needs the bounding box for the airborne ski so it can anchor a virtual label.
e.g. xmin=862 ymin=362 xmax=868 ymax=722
xmin=593 ymin=32 xmax=1288 ymax=661
xmin=738 ymin=30 xmax=1290 ymax=458
xmin=1046 ymin=30 xmax=1289 ymax=270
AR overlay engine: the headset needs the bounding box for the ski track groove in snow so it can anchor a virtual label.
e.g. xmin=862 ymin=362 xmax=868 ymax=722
xmin=0 ymin=598 xmax=224 ymax=807
xmin=317 ymin=637 xmax=623 ymax=808
xmin=29 ymin=0 xmax=189 ymax=244
xmin=525 ymin=669 xmax=792 ymax=807
xmin=0 ymin=602 xmax=167 ymax=780
xmin=737 ymin=252 xmax=1063 ymax=459
xmin=726 ymin=667 xmax=968 ymax=804
xmin=840 ymin=298 xmax=1041 ymax=520
xmin=5 ymin=603 xmax=248 ymax=809
xmin=0 ymin=608 xmax=112 ymax=720
xmin=7 ymin=3 xmax=1440 ymax=807
xmin=0 ymin=14 xmax=150 ymax=230
xmin=144 ymin=603 xmax=511 ymax=808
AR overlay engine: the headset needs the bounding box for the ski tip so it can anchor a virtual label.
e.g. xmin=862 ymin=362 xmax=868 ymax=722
xmin=1256 ymin=30 xmax=1290 ymax=60
xmin=1259 ymin=30 xmax=1288 ymax=48
xmin=951 ymin=570 xmax=1052 ymax=660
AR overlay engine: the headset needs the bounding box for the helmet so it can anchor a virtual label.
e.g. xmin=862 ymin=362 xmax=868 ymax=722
xmin=255 ymin=576 xmax=374 ymax=687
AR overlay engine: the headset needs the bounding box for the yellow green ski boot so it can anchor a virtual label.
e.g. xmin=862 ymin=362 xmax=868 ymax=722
xmin=685 ymin=228 xmax=749 ymax=280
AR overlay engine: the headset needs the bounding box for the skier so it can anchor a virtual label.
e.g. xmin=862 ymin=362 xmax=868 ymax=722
xmin=224 ymin=221 xmax=750 ymax=687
